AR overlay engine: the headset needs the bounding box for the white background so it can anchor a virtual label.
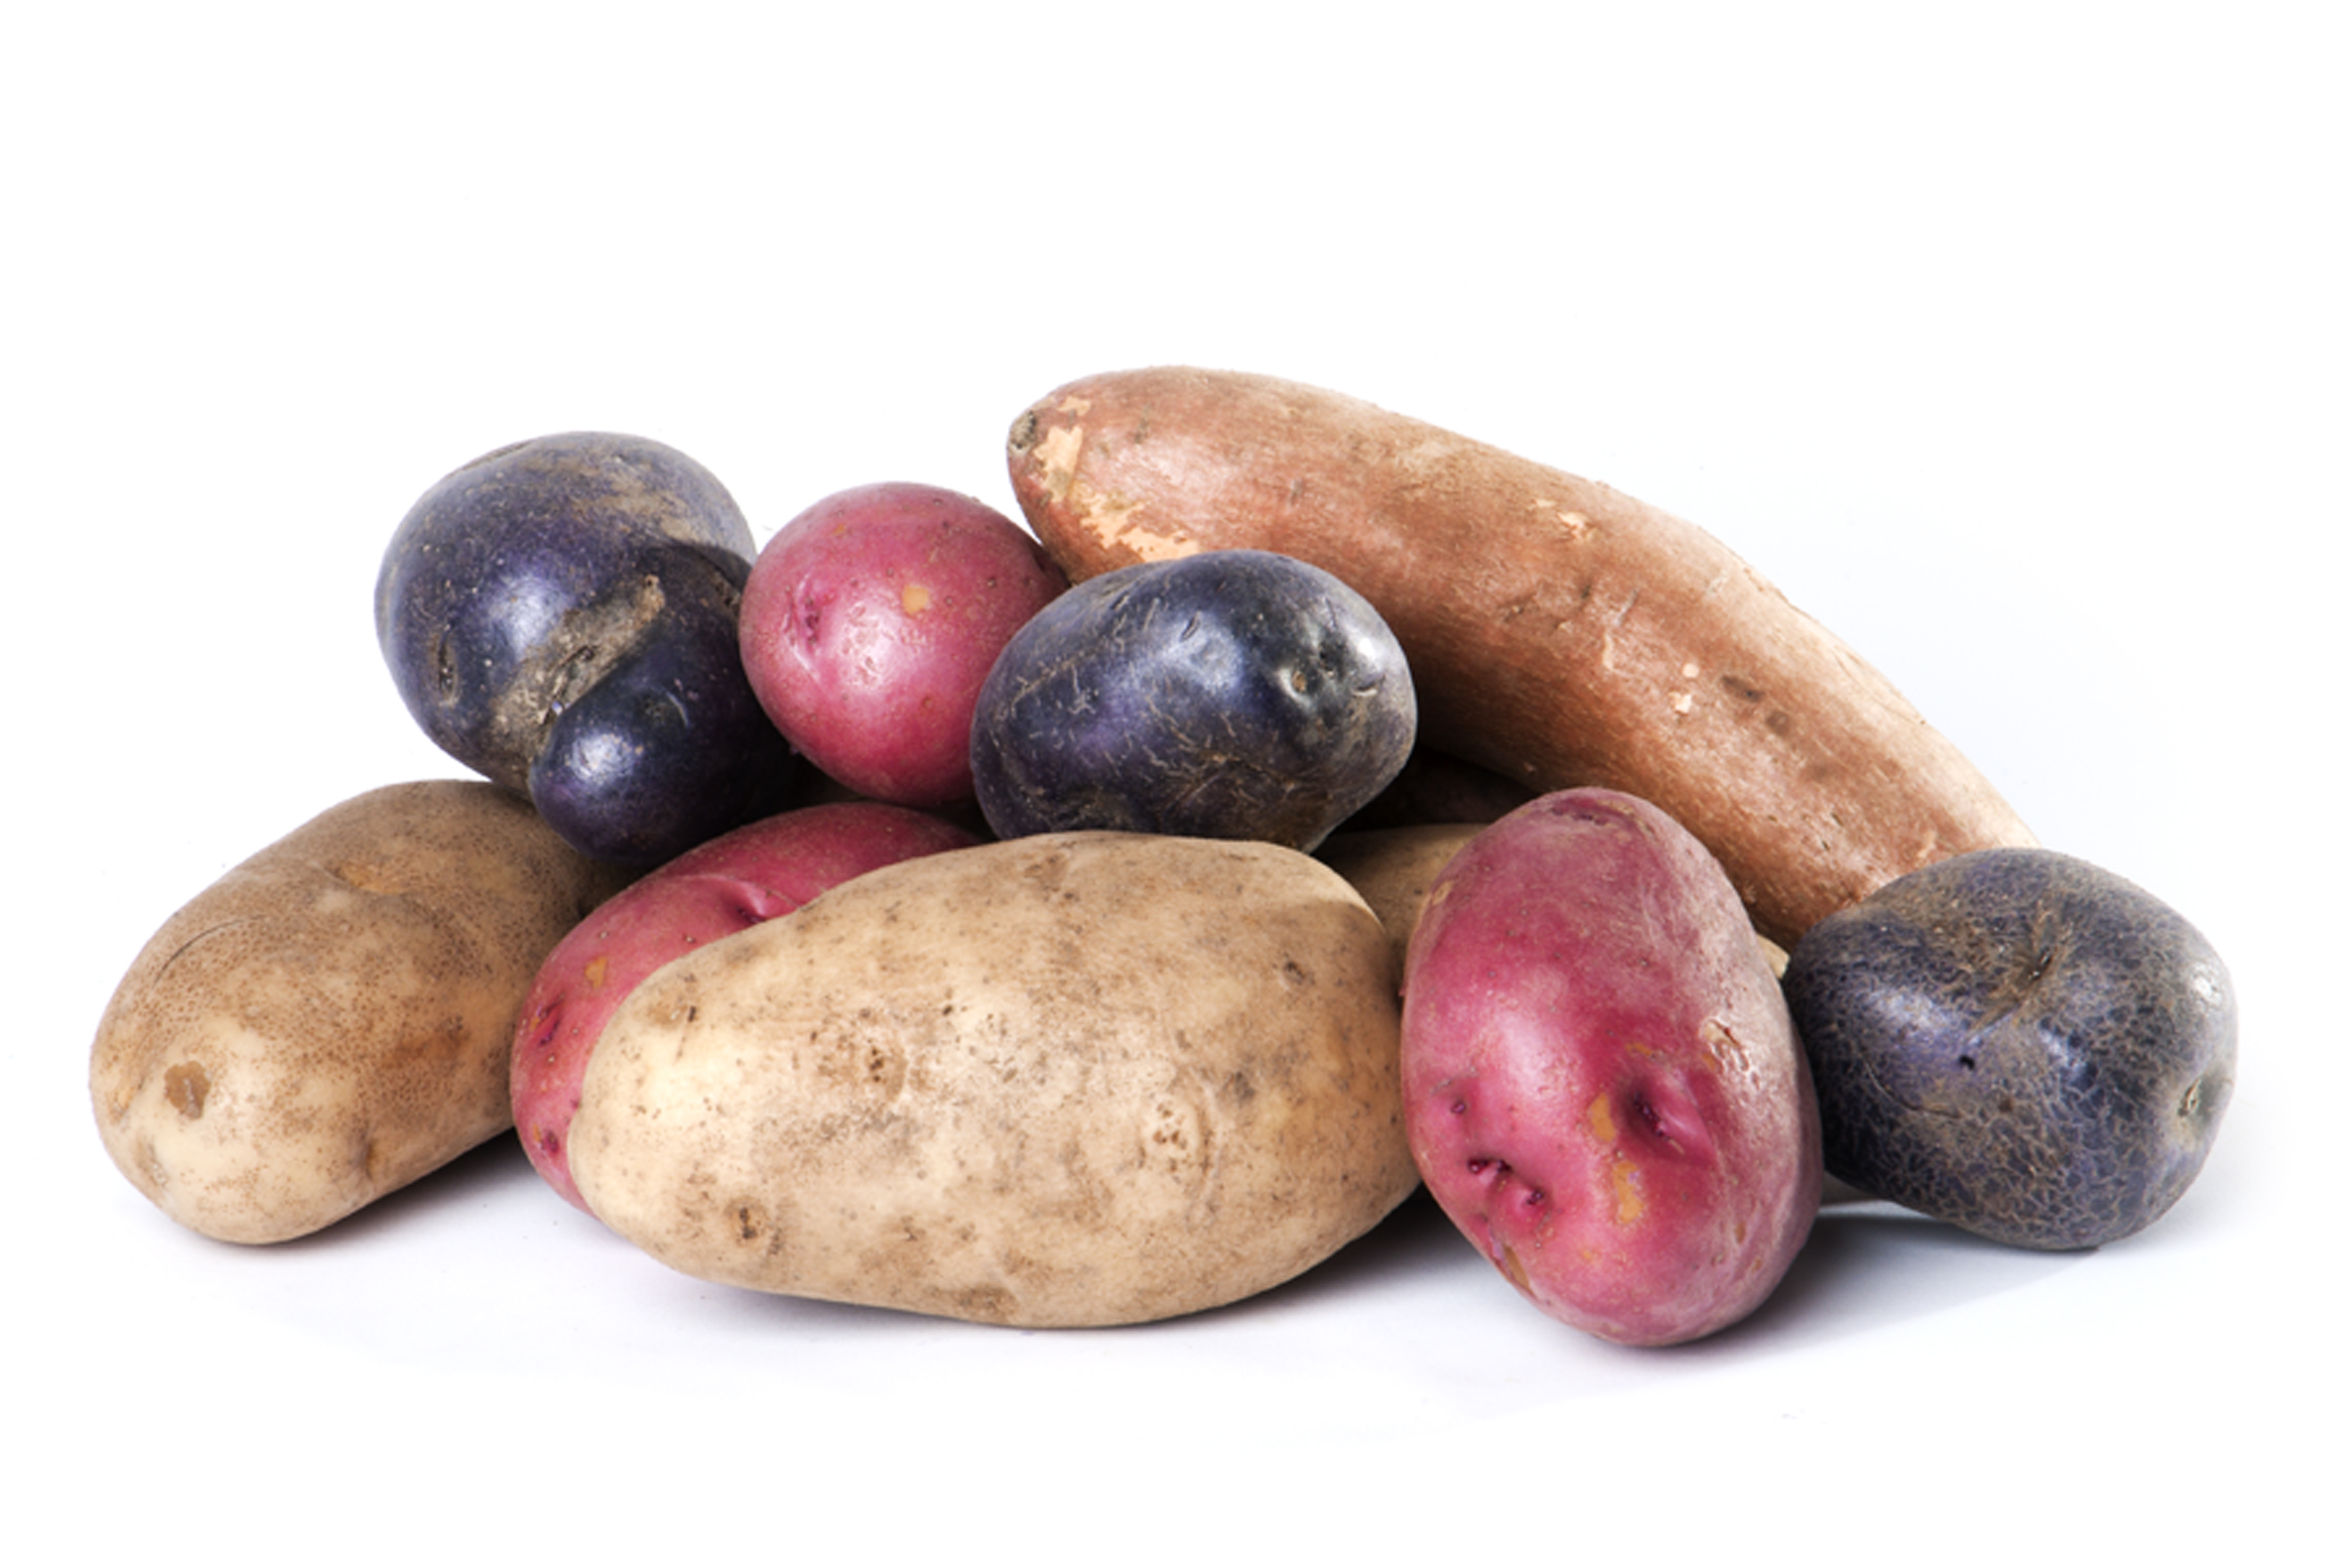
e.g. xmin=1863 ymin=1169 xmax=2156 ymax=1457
xmin=10 ymin=3 xmax=2332 ymax=1561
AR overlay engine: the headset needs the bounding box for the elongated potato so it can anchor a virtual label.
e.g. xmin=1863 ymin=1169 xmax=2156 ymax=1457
xmin=92 ymin=781 xmax=628 ymax=1243
xmin=1007 ymin=368 xmax=2036 ymax=946
xmin=568 ymin=831 xmax=1416 ymax=1328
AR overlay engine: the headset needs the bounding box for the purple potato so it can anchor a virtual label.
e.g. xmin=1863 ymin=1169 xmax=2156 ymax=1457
xmin=1782 ymin=846 xmax=2238 ymax=1250
xmin=376 ymin=432 xmax=795 ymax=864
xmin=968 ymin=549 xmax=1416 ymax=851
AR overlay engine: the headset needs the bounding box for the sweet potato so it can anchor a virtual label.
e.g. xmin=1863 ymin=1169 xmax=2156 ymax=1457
xmin=1006 ymin=367 xmax=2036 ymax=946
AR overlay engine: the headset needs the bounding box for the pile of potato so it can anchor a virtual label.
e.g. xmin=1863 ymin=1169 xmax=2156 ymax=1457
xmin=88 ymin=367 xmax=2238 ymax=1346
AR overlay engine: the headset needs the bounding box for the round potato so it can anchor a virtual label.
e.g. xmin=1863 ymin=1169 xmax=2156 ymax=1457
xmin=568 ymin=831 xmax=1416 ymax=1327
xmin=91 ymin=781 xmax=629 ymax=1244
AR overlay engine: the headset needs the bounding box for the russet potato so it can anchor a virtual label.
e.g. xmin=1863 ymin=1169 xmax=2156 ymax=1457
xmin=91 ymin=781 xmax=627 ymax=1243
xmin=567 ymin=830 xmax=1417 ymax=1327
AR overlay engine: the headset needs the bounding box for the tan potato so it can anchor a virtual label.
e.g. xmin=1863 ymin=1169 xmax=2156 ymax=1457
xmin=1007 ymin=367 xmax=2037 ymax=948
xmin=91 ymin=781 xmax=629 ymax=1244
xmin=568 ymin=831 xmax=1417 ymax=1327
xmin=1314 ymin=822 xmax=1486 ymax=974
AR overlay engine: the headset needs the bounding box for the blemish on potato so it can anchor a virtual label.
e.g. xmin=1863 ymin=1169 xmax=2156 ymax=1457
xmin=1007 ymin=409 xmax=1041 ymax=456
xmin=901 ymin=582 xmax=933 ymax=615
xmin=1699 ymin=1017 xmax=1752 ymax=1073
xmin=1032 ymin=424 xmax=1085 ymax=503
xmin=1531 ymin=501 xmax=1593 ymax=542
xmin=163 ymin=1062 xmax=210 ymax=1119
xmin=326 ymin=860 xmax=404 ymax=895
xmin=1611 ymin=1159 xmax=1647 ymax=1225
xmin=1587 ymin=1091 xmax=1619 ymax=1144
xmin=1147 ymin=1098 xmax=1198 ymax=1158
xmin=1082 ymin=489 xmax=1191 ymax=561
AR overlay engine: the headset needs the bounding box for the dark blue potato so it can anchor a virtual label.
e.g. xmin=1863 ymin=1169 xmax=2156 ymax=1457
xmin=1782 ymin=847 xmax=2237 ymax=1250
xmin=375 ymin=432 xmax=795 ymax=865
xmin=969 ymin=549 xmax=1416 ymax=851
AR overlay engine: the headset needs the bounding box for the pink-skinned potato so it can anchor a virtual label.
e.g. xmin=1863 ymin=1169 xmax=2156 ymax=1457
xmin=1401 ymin=787 xmax=1822 ymax=1347
xmin=739 ymin=482 xmax=1068 ymax=807
xmin=511 ymin=801 xmax=980 ymax=1211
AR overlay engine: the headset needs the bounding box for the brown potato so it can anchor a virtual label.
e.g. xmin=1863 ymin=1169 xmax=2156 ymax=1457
xmin=1007 ymin=367 xmax=2037 ymax=946
xmin=91 ymin=781 xmax=628 ymax=1243
xmin=567 ymin=831 xmax=1416 ymax=1327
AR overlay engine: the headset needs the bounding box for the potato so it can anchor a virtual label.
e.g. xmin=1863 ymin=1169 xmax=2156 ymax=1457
xmin=91 ymin=781 xmax=628 ymax=1244
xmin=1782 ymin=846 xmax=2238 ymax=1250
xmin=512 ymin=801 xmax=979 ymax=1213
xmin=1006 ymin=367 xmax=2036 ymax=947
xmin=567 ymin=831 xmax=1417 ymax=1327
xmin=376 ymin=433 xmax=795 ymax=865
xmin=1313 ymin=822 xmax=1484 ymax=974
xmin=968 ymin=549 xmax=1417 ymax=852
xmin=1401 ymin=789 xmax=1823 ymax=1347
xmin=738 ymin=481 xmax=1068 ymax=808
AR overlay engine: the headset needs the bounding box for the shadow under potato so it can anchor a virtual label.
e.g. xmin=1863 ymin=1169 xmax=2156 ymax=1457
xmin=241 ymin=1138 xmax=2086 ymax=1357
xmin=1719 ymin=1198 xmax=2091 ymax=1352
xmin=261 ymin=1133 xmax=550 ymax=1254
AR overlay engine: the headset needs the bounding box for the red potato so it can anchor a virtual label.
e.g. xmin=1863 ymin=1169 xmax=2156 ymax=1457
xmin=1401 ymin=788 xmax=1823 ymax=1347
xmin=510 ymin=801 xmax=980 ymax=1211
xmin=739 ymin=482 xmax=1069 ymax=807
xmin=1005 ymin=367 xmax=2035 ymax=947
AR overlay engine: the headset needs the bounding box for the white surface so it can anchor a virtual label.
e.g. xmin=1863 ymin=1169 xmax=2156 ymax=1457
xmin=11 ymin=4 xmax=2331 ymax=1560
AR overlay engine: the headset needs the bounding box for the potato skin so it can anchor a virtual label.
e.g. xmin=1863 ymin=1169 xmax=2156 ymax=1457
xmin=738 ymin=481 xmax=1068 ymax=808
xmin=376 ymin=433 xmax=795 ymax=866
xmin=1783 ymin=847 xmax=2238 ymax=1250
xmin=512 ymin=801 xmax=980 ymax=1213
xmin=1314 ymin=822 xmax=1484 ymax=975
xmin=968 ymin=549 xmax=1417 ymax=852
xmin=91 ymin=782 xmax=628 ymax=1244
xmin=1401 ymin=789 xmax=1822 ymax=1346
xmin=568 ymin=831 xmax=1417 ymax=1327
xmin=1006 ymin=367 xmax=2035 ymax=946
